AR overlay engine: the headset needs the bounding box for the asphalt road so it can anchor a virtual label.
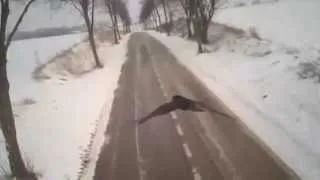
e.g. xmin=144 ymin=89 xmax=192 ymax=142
xmin=93 ymin=32 xmax=299 ymax=180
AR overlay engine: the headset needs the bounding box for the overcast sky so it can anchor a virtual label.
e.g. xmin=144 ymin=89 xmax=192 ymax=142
xmin=128 ymin=0 xmax=141 ymax=23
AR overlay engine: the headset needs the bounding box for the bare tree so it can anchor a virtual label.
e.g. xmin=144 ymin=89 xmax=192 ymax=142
xmin=0 ymin=0 xmax=37 ymax=179
xmin=178 ymin=0 xmax=193 ymax=38
xmin=104 ymin=0 xmax=118 ymax=44
xmin=192 ymin=0 xmax=204 ymax=53
xmin=139 ymin=0 xmax=156 ymax=26
xmin=160 ymin=0 xmax=172 ymax=35
xmin=193 ymin=0 xmax=215 ymax=44
xmin=70 ymin=0 xmax=103 ymax=67
xmin=140 ymin=0 xmax=174 ymax=34
xmin=160 ymin=0 xmax=168 ymax=24
xmin=154 ymin=4 xmax=162 ymax=30
xmin=184 ymin=0 xmax=215 ymax=53
xmin=152 ymin=11 xmax=159 ymax=30
xmin=115 ymin=0 xmax=131 ymax=33
xmin=105 ymin=0 xmax=123 ymax=44
xmin=113 ymin=2 xmax=121 ymax=40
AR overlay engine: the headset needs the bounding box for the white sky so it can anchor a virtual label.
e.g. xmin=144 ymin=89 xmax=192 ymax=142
xmin=128 ymin=0 xmax=141 ymax=23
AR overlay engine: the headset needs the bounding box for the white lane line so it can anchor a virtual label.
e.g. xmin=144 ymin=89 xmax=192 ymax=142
xmin=192 ymin=168 xmax=202 ymax=180
xmin=170 ymin=111 xmax=178 ymax=119
xmin=156 ymin=76 xmax=168 ymax=98
xmin=147 ymin=45 xmax=204 ymax=180
xmin=176 ymin=124 xmax=184 ymax=136
xmin=182 ymin=143 xmax=193 ymax=158
xmin=150 ymin=53 xmax=169 ymax=99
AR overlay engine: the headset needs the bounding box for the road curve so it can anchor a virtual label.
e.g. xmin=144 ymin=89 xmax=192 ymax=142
xmin=93 ymin=32 xmax=299 ymax=180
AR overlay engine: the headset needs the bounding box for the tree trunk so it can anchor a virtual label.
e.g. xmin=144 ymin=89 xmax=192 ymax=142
xmin=125 ymin=24 xmax=129 ymax=33
xmin=186 ymin=18 xmax=192 ymax=38
xmin=193 ymin=12 xmax=203 ymax=53
xmin=106 ymin=2 xmax=118 ymax=44
xmin=88 ymin=31 xmax=102 ymax=68
xmin=152 ymin=12 xmax=158 ymax=30
xmin=115 ymin=17 xmax=121 ymax=40
xmin=83 ymin=13 xmax=102 ymax=68
xmin=112 ymin=22 xmax=118 ymax=44
xmin=197 ymin=40 xmax=203 ymax=53
xmin=162 ymin=0 xmax=168 ymax=24
xmin=155 ymin=8 xmax=161 ymax=31
xmin=196 ymin=24 xmax=203 ymax=53
xmin=166 ymin=0 xmax=173 ymax=33
xmin=161 ymin=0 xmax=169 ymax=35
xmin=122 ymin=23 xmax=126 ymax=33
xmin=0 ymin=58 xmax=35 ymax=179
xmin=200 ymin=22 xmax=209 ymax=44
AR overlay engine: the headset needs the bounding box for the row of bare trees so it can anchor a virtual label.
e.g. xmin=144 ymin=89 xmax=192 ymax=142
xmin=140 ymin=0 xmax=216 ymax=53
xmin=70 ymin=0 xmax=131 ymax=63
xmin=104 ymin=0 xmax=131 ymax=44
xmin=0 ymin=0 xmax=131 ymax=179
xmin=140 ymin=0 xmax=173 ymax=35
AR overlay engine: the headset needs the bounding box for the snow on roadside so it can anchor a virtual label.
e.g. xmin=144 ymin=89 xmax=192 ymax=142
xmin=77 ymin=36 xmax=130 ymax=180
xmin=0 ymin=34 xmax=127 ymax=179
xmin=148 ymin=4 xmax=320 ymax=178
xmin=215 ymin=0 xmax=320 ymax=48
xmin=7 ymin=33 xmax=86 ymax=102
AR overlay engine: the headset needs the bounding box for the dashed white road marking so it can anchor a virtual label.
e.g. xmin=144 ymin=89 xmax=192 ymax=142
xmin=147 ymin=45 xmax=203 ymax=179
xmin=150 ymin=52 xmax=169 ymax=100
xmin=192 ymin=168 xmax=202 ymax=180
xmin=176 ymin=124 xmax=184 ymax=136
xmin=182 ymin=143 xmax=193 ymax=158
xmin=154 ymin=71 xmax=169 ymax=98
xmin=170 ymin=111 xmax=178 ymax=119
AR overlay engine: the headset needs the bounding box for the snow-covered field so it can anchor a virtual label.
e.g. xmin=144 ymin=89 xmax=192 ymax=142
xmin=215 ymin=0 xmax=320 ymax=47
xmin=8 ymin=0 xmax=110 ymax=32
xmin=150 ymin=0 xmax=320 ymax=180
xmin=0 ymin=34 xmax=127 ymax=179
xmin=218 ymin=0 xmax=279 ymax=9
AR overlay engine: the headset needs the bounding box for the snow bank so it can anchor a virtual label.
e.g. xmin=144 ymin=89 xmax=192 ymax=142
xmin=33 ymin=40 xmax=99 ymax=80
xmin=7 ymin=33 xmax=86 ymax=103
xmin=1 ymin=34 xmax=127 ymax=179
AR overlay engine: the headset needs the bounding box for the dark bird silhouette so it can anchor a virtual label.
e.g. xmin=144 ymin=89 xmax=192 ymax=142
xmin=137 ymin=95 xmax=234 ymax=125
xmin=138 ymin=95 xmax=206 ymax=124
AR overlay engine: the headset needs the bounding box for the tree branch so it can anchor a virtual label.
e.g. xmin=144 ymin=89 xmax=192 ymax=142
xmin=5 ymin=0 xmax=36 ymax=50
xmin=209 ymin=0 xmax=216 ymax=19
xmin=178 ymin=0 xmax=189 ymax=16
xmin=70 ymin=0 xmax=85 ymax=17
